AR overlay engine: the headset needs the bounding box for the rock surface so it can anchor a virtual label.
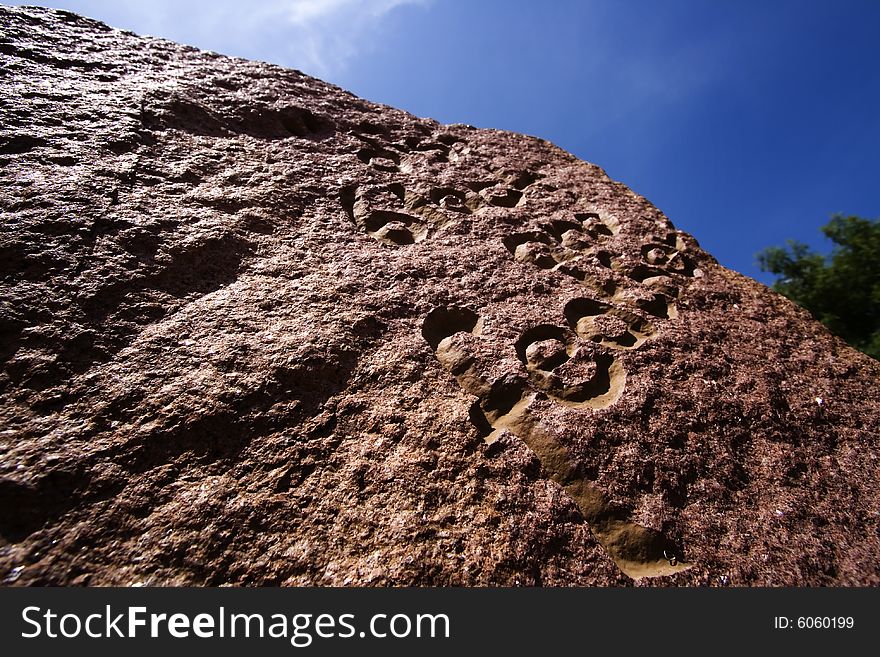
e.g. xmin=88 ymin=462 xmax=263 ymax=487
xmin=1 ymin=6 xmax=878 ymax=586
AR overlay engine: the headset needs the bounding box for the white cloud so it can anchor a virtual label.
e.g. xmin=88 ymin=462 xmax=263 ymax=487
xmin=271 ymin=0 xmax=432 ymax=76
xmin=32 ymin=0 xmax=430 ymax=78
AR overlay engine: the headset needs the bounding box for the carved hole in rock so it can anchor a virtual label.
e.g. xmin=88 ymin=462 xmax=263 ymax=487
xmin=520 ymin=243 xmax=557 ymax=269
xmin=639 ymin=243 xmax=694 ymax=276
xmin=624 ymin=312 xmax=656 ymax=339
xmin=565 ymin=298 xmax=655 ymax=350
xmin=436 ymin=133 xmax=463 ymax=146
xmin=349 ymin=182 xmax=406 ymax=218
xmin=438 ymin=195 xmax=468 ymax=212
xmin=628 ymin=264 xmax=670 ymax=283
xmin=502 ymin=232 xmax=558 ymax=269
xmin=575 ymin=212 xmax=616 ymax=237
xmin=525 ymin=338 xmax=570 ymax=371
xmin=509 ymin=170 xmax=541 ymax=190
xmin=594 ymin=250 xmax=613 ymax=268
xmin=641 ymin=243 xmax=672 ymax=265
xmin=553 ymin=351 xmax=620 ymax=405
xmin=421 ymin=307 xmax=481 ymax=351
xmin=378 ymin=224 xmax=415 ymax=245
xmin=502 ymin=231 xmax=553 ymax=252
xmin=553 ymin=261 xmax=589 ymax=282
xmin=146 ymin=95 xmax=229 ymax=136
xmin=387 ymin=182 xmax=406 ymax=201
xmin=429 ymin=187 xmax=469 ymax=213
xmin=514 ymin=324 xmax=623 ymax=408
xmin=564 ymin=297 xmax=612 ymax=325
xmin=530 ymin=346 xmax=624 ymax=408
xmin=636 ymin=293 xmax=676 ymax=319
xmin=676 ymin=254 xmax=696 ymax=277
xmin=481 ymin=186 xmax=523 ymax=208
xmin=545 ymin=220 xmax=583 ymax=241
xmin=420 ymin=144 xmax=450 ymax=162
xmin=429 ymin=187 xmax=456 ymax=204
xmin=362 ymin=210 xmax=414 ymax=232
xmin=587 ymin=315 xmax=633 ymax=346
xmin=659 ymin=251 xmax=696 ymax=277
xmin=646 ymin=281 xmax=680 ymax=302
xmin=355 ymin=147 xmax=399 ymax=171
xmin=355 ymin=148 xmax=384 ymax=163
xmin=363 ymin=210 xmax=425 ymax=245
xmin=514 ymin=324 xmax=572 ymax=364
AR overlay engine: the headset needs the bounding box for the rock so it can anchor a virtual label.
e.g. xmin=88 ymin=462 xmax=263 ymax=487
xmin=1 ymin=6 xmax=878 ymax=586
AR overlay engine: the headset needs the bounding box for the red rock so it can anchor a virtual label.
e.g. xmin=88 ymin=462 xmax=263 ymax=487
xmin=0 ymin=6 xmax=878 ymax=586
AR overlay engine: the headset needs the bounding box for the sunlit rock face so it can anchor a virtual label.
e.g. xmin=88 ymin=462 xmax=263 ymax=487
xmin=1 ymin=6 xmax=878 ymax=586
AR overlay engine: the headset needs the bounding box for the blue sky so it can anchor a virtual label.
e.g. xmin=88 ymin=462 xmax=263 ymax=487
xmin=20 ymin=0 xmax=880 ymax=283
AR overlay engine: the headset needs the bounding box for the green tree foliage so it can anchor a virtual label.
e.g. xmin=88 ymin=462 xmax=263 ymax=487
xmin=757 ymin=214 xmax=880 ymax=359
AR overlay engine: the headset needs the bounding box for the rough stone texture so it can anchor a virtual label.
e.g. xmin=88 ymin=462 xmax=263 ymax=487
xmin=1 ymin=6 xmax=879 ymax=586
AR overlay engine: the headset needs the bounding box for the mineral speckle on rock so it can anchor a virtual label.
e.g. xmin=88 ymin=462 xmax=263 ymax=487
xmin=1 ymin=6 xmax=879 ymax=586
